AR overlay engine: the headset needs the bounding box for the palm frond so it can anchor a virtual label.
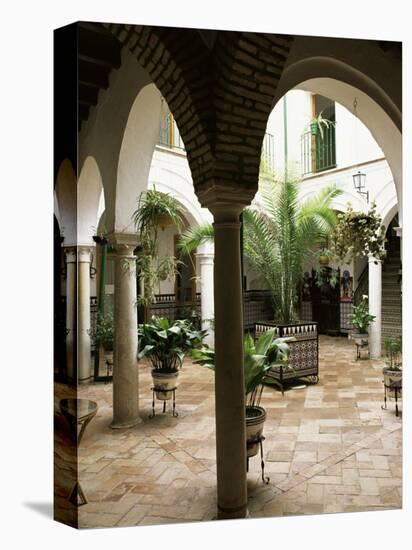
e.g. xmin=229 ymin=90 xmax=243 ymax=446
xmin=177 ymin=223 xmax=214 ymax=255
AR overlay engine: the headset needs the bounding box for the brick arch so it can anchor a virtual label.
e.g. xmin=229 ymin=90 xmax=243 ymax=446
xmin=105 ymin=24 xmax=294 ymax=207
xmin=104 ymin=24 xmax=214 ymax=189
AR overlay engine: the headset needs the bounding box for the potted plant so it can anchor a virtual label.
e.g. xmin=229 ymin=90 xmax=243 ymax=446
xmin=138 ymin=317 xmax=207 ymax=400
xmin=331 ymin=202 xmax=386 ymax=262
xmin=192 ymin=329 xmax=294 ymax=457
xmin=132 ymin=188 xmax=184 ymax=307
xmin=308 ymin=111 xmax=335 ymax=139
xmin=89 ymin=310 xmax=114 ymax=365
xmin=382 ymin=336 xmax=402 ymax=399
xmin=318 ymin=247 xmax=330 ymax=266
xmin=350 ymin=295 xmax=375 ymax=345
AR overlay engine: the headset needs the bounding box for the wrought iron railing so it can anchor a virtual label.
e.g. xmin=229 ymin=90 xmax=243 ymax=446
xmin=261 ymin=132 xmax=275 ymax=171
xmin=301 ymin=124 xmax=337 ymax=176
xmin=354 ymin=265 xmax=369 ymax=306
xmin=158 ymin=113 xmax=185 ymax=150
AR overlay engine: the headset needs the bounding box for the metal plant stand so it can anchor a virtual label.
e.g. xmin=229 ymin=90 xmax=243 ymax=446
xmin=382 ymin=381 xmax=402 ymax=417
xmin=149 ymin=387 xmax=178 ymax=418
xmin=356 ymin=341 xmax=369 ymax=360
xmin=246 ymin=435 xmax=269 ymax=484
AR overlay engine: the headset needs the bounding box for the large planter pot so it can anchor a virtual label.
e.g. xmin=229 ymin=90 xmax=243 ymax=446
xmin=255 ymin=321 xmax=319 ymax=392
xmin=246 ymin=405 xmax=266 ymax=458
xmin=383 ymin=367 xmax=402 ymax=399
xmin=151 ymin=370 xmax=179 ymax=401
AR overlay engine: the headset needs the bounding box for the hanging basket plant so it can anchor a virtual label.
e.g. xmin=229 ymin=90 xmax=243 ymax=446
xmin=331 ymin=202 xmax=386 ymax=262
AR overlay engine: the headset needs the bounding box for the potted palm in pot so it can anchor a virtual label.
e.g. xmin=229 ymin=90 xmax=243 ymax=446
xmin=382 ymin=335 xmax=402 ymax=399
xmin=138 ymin=317 xmax=207 ymax=400
xmin=350 ymin=295 xmax=375 ymax=346
xmin=191 ymin=329 xmax=294 ymax=457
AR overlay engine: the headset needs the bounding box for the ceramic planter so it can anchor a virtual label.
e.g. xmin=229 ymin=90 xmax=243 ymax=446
xmin=383 ymin=367 xmax=402 ymax=399
xmin=310 ymin=121 xmax=319 ymax=135
xmin=319 ymin=255 xmax=330 ymax=266
xmin=245 ymin=405 xmax=266 ymax=458
xmin=151 ymin=370 xmax=179 ymax=400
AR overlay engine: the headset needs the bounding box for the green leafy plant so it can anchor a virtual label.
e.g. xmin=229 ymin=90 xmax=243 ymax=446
xmin=314 ymin=266 xmax=340 ymax=288
xmin=138 ymin=317 xmax=207 ymax=373
xmin=350 ymin=295 xmax=376 ymax=333
xmin=179 ymin=177 xmax=342 ymax=324
xmin=132 ymin=188 xmax=185 ymax=306
xmin=89 ymin=310 xmax=114 ymax=351
xmin=331 ymin=202 xmax=386 ymax=262
xmin=192 ymin=329 xmax=295 ymax=406
xmin=383 ymin=336 xmax=402 ymax=371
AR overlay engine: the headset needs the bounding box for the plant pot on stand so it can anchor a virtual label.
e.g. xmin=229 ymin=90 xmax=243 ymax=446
xmin=382 ymin=367 xmax=402 ymax=416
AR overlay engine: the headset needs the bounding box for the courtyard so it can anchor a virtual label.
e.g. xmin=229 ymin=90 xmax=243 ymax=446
xmin=55 ymin=336 xmax=402 ymax=528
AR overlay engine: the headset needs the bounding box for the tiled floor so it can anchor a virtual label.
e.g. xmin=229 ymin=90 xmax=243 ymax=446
xmin=54 ymin=336 xmax=402 ymax=528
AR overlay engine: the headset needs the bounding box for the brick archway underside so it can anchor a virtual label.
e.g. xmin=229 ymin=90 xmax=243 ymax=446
xmin=104 ymin=24 xmax=294 ymax=206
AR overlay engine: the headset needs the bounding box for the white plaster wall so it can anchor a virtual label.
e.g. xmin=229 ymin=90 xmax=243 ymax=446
xmin=266 ymin=90 xmax=385 ymax=177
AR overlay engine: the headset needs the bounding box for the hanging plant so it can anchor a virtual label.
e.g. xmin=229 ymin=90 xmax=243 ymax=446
xmin=331 ymin=202 xmax=386 ymax=262
xmin=132 ymin=188 xmax=185 ymax=306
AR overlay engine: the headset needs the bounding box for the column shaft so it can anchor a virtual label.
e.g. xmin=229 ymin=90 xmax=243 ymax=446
xmin=111 ymin=239 xmax=141 ymax=428
xmin=64 ymin=247 xmax=77 ymax=384
xmin=213 ymin=211 xmax=247 ymax=519
xmin=196 ymin=243 xmax=215 ymax=347
xmin=368 ymin=256 xmax=382 ymax=359
xmin=78 ymin=247 xmax=92 ymax=383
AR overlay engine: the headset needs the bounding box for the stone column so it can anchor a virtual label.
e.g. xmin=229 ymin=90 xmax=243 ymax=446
xmin=196 ymin=241 xmax=215 ymax=347
xmin=64 ymin=247 xmax=77 ymax=384
xmin=78 ymin=246 xmax=93 ymax=384
xmin=368 ymin=255 xmax=382 ymax=359
xmin=110 ymin=233 xmax=141 ymax=428
xmin=211 ymin=203 xmax=247 ymax=519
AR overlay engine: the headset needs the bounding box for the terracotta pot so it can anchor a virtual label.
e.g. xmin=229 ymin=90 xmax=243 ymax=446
xmin=383 ymin=367 xmax=402 ymax=399
xmin=151 ymin=370 xmax=179 ymax=400
xmin=319 ymin=255 xmax=330 ymax=266
xmin=246 ymin=405 xmax=266 ymax=458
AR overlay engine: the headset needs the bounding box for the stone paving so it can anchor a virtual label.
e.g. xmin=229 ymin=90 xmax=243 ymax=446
xmin=54 ymin=336 xmax=402 ymax=528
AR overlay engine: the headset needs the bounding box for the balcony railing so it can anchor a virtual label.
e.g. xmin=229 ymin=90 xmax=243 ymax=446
xmin=158 ymin=113 xmax=185 ymax=150
xmin=262 ymin=132 xmax=275 ymax=171
xmin=301 ymin=124 xmax=337 ymax=176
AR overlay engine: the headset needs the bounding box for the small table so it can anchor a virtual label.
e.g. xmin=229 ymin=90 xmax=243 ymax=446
xmin=60 ymin=398 xmax=98 ymax=506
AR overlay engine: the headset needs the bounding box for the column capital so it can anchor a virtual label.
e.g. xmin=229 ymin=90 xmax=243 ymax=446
xmin=394 ymin=226 xmax=402 ymax=238
xmin=368 ymin=255 xmax=382 ymax=265
xmin=63 ymin=246 xmax=77 ymax=263
xmin=108 ymin=233 xmax=138 ymax=256
xmin=195 ymin=181 xmax=257 ymax=219
xmin=78 ymin=246 xmax=93 ymax=263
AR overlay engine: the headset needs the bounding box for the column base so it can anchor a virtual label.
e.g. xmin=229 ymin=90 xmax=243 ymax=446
xmin=217 ymin=502 xmax=248 ymax=520
xmin=110 ymin=416 xmax=143 ymax=429
xmin=78 ymin=377 xmax=91 ymax=385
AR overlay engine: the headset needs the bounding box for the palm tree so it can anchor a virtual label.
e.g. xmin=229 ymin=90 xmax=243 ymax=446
xmin=178 ymin=176 xmax=342 ymax=324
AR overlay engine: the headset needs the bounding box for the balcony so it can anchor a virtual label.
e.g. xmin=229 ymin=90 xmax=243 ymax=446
xmin=301 ymin=124 xmax=336 ymax=176
xmin=158 ymin=112 xmax=185 ymax=150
